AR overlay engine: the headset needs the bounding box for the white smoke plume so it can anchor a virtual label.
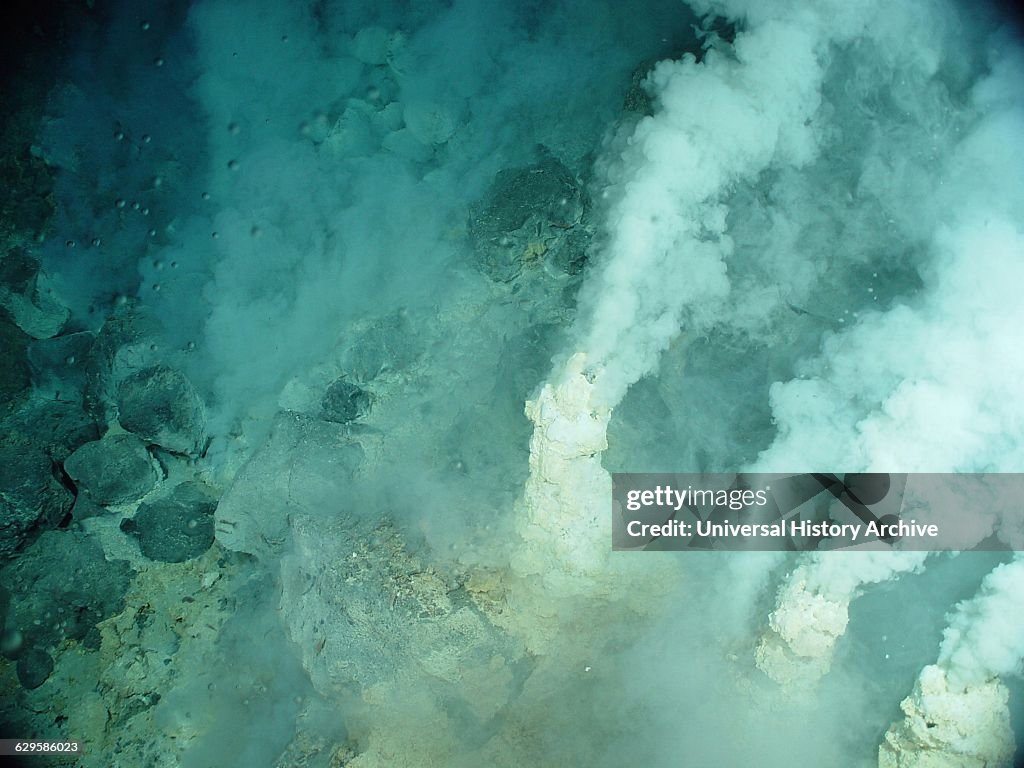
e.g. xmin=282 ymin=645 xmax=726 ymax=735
xmin=575 ymin=11 xmax=829 ymax=405
xmin=939 ymin=554 xmax=1024 ymax=688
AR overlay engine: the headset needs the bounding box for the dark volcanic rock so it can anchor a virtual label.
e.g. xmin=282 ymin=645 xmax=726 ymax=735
xmin=27 ymin=330 xmax=95 ymax=402
xmin=0 ymin=308 xmax=31 ymax=416
xmin=64 ymin=432 xmax=158 ymax=506
xmin=4 ymin=398 xmax=100 ymax=463
xmin=121 ymin=481 xmax=218 ymax=563
xmin=82 ymin=304 xmax=163 ymax=424
xmin=469 ymin=153 xmax=588 ymax=282
xmin=116 ymin=365 xmax=206 ymax=455
xmin=16 ymin=647 xmax=53 ymax=689
xmin=0 ymin=399 xmax=95 ymax=560
xmin=0 ymin=448 xmax=72 ymax=560
xmin=0 ymin=530 xmax=133 ymax=653
xmin=321 ymin=379 xmax=371 ymax=424
xmin=0 ymin=249 xmax=68 ymax=339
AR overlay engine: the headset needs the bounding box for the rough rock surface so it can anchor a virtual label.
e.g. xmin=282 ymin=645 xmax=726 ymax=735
xmin=121 ymin=481 xmax=219 ymax=563
xmin=0 ymin=308 xmax=31 ymax=416
xmin=513 ymin=353 xmax=612 ymax=591
xmin=469 ymin=153 xmax=589 ymax=282
xmin=0 ymin=530 xmax=133 ymax=657
xmin=338 ymin=311 xmax=419 ymax=383
xmin=280 ymin=519 xmax=521 ymax=767
xmin=0 ymin=249 xmax=68 ymax=339
xmin=879 ymin=665 xmax=1014 ymax=768
xmin=6 ymin=397 xmax=99 ymax=463
xmin=214 ymin=411 xmax=363 ymax=560
xmin=116 ymin=365 xmax=206 ymax=455
xmin=0 ymin=446 xmax=74 ymax=560
xmin=755 ymin=578 xmax=850 ymax=687
xmin=82 ymin=305 xmax=164 ymax=424
xmin=64 ymin=432 xmax=158 ymax=506
xmin=321 ymin=379 xmax=371 ymax=424
xmin=27 ymin=330 xmax=95 ymax=401
xmin=0 ymin=399 xmax=97 ymax=559
xmin=16 ymin=647 xmax=54 ymax=689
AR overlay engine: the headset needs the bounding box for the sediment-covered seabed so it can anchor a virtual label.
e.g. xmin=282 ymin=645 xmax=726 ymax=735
xmin=1 ymin=0 xmax=1022 ymax=766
